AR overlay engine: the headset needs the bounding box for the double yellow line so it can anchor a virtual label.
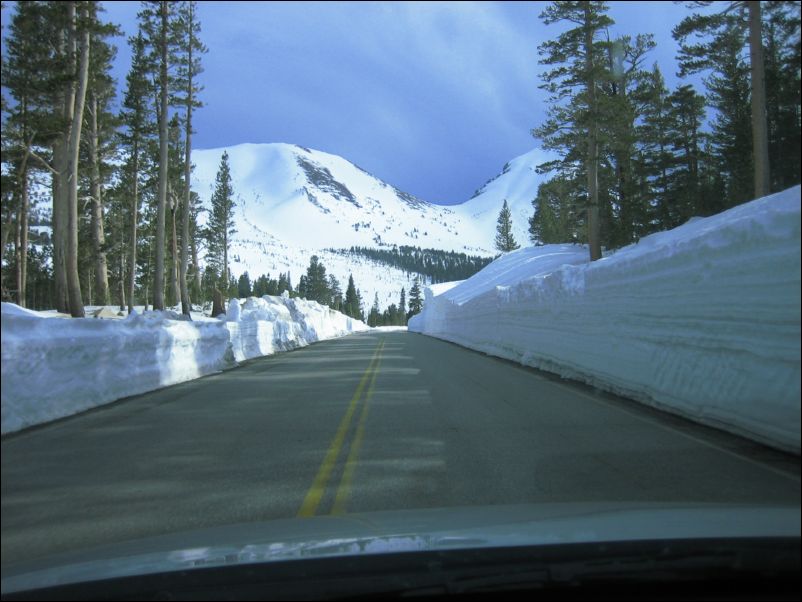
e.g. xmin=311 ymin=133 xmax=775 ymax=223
xmin=297 ymin=339 xmax=385 ymax=517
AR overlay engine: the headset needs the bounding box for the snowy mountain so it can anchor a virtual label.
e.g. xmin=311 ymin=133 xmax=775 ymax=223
xmin=190 ymin=143 xmax=545 ymax=308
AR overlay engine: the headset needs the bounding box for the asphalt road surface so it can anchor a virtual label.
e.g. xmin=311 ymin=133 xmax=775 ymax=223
xmin=2 ymin=331 xmax=799 ymax=565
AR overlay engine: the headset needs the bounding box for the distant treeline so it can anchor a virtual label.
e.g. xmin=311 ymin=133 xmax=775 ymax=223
xmin=330 ymin=246 xmax=495 ymax=284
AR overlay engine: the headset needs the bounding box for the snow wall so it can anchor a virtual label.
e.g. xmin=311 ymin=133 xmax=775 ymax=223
xmin=1 ymin=295 xmax=369 ymax=435
xmin=410 ymin=187 xmax=801 ymax=454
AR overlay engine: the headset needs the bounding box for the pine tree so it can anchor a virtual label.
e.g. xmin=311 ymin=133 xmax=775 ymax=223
xmin=535 ymin=1 xmax=613 ymax=261
xmin=1 ymin=1 xmax=58 ymax=307
xmin=494 ymin=200 xmax=520 ymax=252
xmin=237 ymin=271 xmax=251 ymax=298
xmin=277 ymin=272 xmax=290 ymax=295
xmin=368 ymin=293 xmax=381 ymax=327
xmin=173 ymin=0 xmax=206 ymax=316
xmin=304 ymin=255 xmax=330 ymax=305
xmin=399 ymin=286 xmax=406 ymax=325
xmin=205 ymin=151 xmax=235 ymax=290
xmin=64 ymin=1 xmax=92 ymax=317
xmin=83 ymin=5 xmax=120 ymax=307
xmin=763 ymin=2 xmax=801 ymax=192
xmin=120 ymin=30 xmax=156 ymax=314
xmin=408 ymin=279 xmax=423 ymax=318
xmin=673 ymin=1 xmax=773 ymax=204
xmin=529 ymin=176 xmax=581 ymax=244
xmin=139 ymin=0 xmax=178 ymax=311
xmin=328 ymin=273 xmax=342 ymax=311
xmin=601 ymin=33 xmax=655 ymax=246
xmin=344 ymin=274 xmax=360 ymax=319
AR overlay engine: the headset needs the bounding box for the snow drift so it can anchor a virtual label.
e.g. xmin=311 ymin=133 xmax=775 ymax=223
xmin=1 ymin=295 xmax=368 ymax=435
xmin=409 ymin=186 xmax=801 ymax=454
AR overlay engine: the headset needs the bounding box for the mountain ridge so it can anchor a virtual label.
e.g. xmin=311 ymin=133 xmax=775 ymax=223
xmin=189 ymin=142 xmax=545 ymax=311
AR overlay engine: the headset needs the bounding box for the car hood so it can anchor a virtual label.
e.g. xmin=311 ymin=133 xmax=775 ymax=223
xmin=2 ymin=502 xmax=800 ymax=594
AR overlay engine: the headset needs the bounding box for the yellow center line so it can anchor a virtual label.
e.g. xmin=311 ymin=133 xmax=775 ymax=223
xmin=331 ymin=340 xmax=384 ymax=515
xmin=296 ymin=339 xmax=384 ymax=518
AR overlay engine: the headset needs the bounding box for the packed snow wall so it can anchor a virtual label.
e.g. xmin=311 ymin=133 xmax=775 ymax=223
xmin=1 ymin=295 xmax=368 ymax=435
xmin=410 ymin=187 xmax=801 ymax=454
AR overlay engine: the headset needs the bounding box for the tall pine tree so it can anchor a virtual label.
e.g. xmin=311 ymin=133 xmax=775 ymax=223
xmin=205 ymin=151 xmax=235 ymax=290
xmin=535 ymin=1 xmax=614 ymax=261
xmin=495 ymin=199 xmax=520 ymax=252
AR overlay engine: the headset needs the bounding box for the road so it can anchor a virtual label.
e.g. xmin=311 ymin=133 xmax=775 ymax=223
xmin=2 ymin=331 xmax=799 ymax=565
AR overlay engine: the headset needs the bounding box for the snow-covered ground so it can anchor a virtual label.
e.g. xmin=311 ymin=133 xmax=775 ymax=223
xmin=410 ymin=186 xmax=802 ymax=454
xmin=1 ymin=294 xmax=369 ymax=435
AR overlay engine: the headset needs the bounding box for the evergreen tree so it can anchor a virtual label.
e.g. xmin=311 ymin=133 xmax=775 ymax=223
xmin=139 ymin=0 xmax=179 ymax=311
xmin=173 ymin=0 xmax=206 ymax=316
xmin=529 ymin=176 xmax=582 ymax=244
xmin=368 ymin=293 xmax=381 ymax=327
xmin=601 ymin=33 xmax=655 ymax=246
xmin=673 ymin=1 xmax=768 ymax=205
xmin=494 ymin=199 xmax=520 ymax=252
xmin=304 ymin=255 xmax=329 ymax=305
xmin=83 ymin=5 xmax=120 ymax=307
xmin=297 ymin=274 xmax=308 ymax=298
xmin=119 ymin=30 xmax=156 ymax=314
xmin=205 ymin=151 xmax=235 ymax=289
xmin=237 ymin=271 xmax=251 ymax=298
xmin=408 ymin=279 xmax=423 ymax=318
xmin=399 ymin=286 xmax=406 ymax=324
xmin=535 ymin=1 xmax=614 ymax=261
xmin=327 ymin=273 xmax=342 ymax=311
xmin=1 ymin=1 xmax=56 ymax=308
xmin=277 ymin=272 xmax=290 ymax=295
xmin=762 ymin=2 xmax=801 ymax=192
xmin=344 ymin=274 xmax=360 ymax=319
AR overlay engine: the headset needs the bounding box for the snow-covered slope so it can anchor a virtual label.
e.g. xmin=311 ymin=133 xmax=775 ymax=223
xmin=453 ymin=148 xmax=546 ymax=251
xmin=410 ymin=186 xmax=802 ymax=454
xmin=192 ymin=143 xmax=474 ymax=252
xmin=190 ymin=143 xmax=545 ymax=309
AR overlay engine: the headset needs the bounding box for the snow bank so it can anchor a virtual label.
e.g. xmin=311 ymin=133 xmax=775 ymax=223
xmin=410 ymin=186 xmax=801 ymax=454
xmin=1 ymin=295 xmax=368 ymax=435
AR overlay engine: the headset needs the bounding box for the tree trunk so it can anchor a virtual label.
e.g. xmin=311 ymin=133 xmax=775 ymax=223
xmin=153 ymin=0 xmax=169 ymax=311
xmin=119 ymin=242 xmax=126 ymax=311
xmin=65 ymin=2 xmax=89 ymax=318
xmin=191 ymin=232 xmax=201 ymax=296
xmin=748 ymin=0 xmax=770 ymax=198
xmin=179 ymin=4 xmax=194 ymax=317
xmin=51 ymin=11 xmax=74 ymax=314
xmin=584 ymin=2 xmax=601 ymax=261
xmin=212 ymin=286 xmax=226 ymax=317
xmin=13 ymin=160 xmax=30 ymax=307
xmin=223 ymin=232 xmax=228 ymax=294
xmin=1 ymin=199 xmax=14 ymax=253
xmin=127 ymin=144 xmax=139 ymax=314
xmin=89 ymin=94 xmax=110 ymax=305
xmin=170 ymin=198 xmax=179 ymax=308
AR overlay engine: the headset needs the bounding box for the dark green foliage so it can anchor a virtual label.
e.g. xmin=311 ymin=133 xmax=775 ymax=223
xmin=237 ymin=271 xmax=251 ymax=298
xmin=530 ymin=0 xmax=800 ymax=254
xmin=332 ymin=246 xmax=493 ymax=284
xmin=494 ymin=199 xmax=520 ymax=252
xmin=344 ymin=274 xmax=363 ymax=320
xmin=763 ymin=1 xmax=801 ymax=192
xmin=673 ymin=1 xmax=801 ymax=203
xmin=529 ymin=176 xmax=584 ymax=244
xmin=205 ymin=151 xmax=235 ymax=287
xmin=303 ymin=255 xmax=329 ymax=305
xmin=408 ymin=278 xmax=423 ymax=319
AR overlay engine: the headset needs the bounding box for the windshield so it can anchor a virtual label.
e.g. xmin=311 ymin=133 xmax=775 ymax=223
xmin=1 ymin=0 xmax=800 ymax=597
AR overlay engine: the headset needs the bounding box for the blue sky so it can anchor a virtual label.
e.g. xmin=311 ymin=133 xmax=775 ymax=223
xmin=5 ymin=1 xmax=702 ymax=205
